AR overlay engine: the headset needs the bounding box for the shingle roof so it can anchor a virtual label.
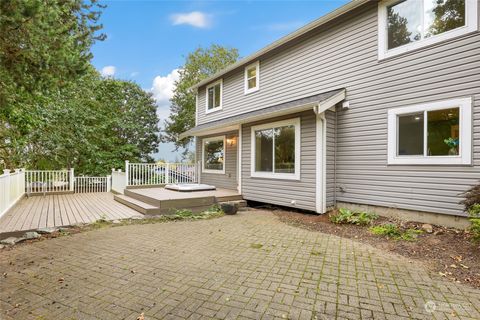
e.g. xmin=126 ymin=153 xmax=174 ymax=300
xmin=180 ymin=88 xmax=345 ymax=138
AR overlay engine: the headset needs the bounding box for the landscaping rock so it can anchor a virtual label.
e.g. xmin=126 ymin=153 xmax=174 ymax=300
xmin=0 ymin=244 xmax=5 ymax=250
xmin=112 ymin=219 xmax=122 ymax=224
xmin=221 ymin=202 xmax=239 ymax=215
xmin=0 ymin=237 xmax=19 ymax=245
xmin=422 ymin=224 xmax=434 ymax=233
xmin=24 ymin=232 xmax=41 ymax=240
xmin=37 ymin=227 xmax=57 ymax=234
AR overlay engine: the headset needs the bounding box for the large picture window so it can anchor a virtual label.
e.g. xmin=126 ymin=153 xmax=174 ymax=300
xmin=206 ymin=79 xmax=222 ymax=113
xmin=378 ymin=0 xmax=477 ymax=59
xmin=202 ymin=136 xmax=225 ymax=174
xmin=388 ymin=98 xmax=472 ymax=165
xmin=251 ymin=118 xmax=300 ymax=180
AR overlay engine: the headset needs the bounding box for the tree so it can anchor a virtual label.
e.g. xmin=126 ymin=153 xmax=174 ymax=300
xmin=427 ymin=0 xmax=465 ymax=37
xmin=0 ymin=0 xmax=105 ymax=169
xmin=162 ymin=45 xmax=239 ymax=155
xmin=27 ymin=68 xmax=160 ymax=175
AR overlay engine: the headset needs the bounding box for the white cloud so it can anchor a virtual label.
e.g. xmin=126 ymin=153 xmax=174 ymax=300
xmin=101 ymin=65 xmax=116 ymax=77
xmin=150 ymin=69 xmax=180 ymax=122
xmin=170 ymin=11 xmax=211 ymax=28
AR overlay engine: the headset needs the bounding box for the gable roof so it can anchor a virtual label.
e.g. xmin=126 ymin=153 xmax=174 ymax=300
xmin=190 ymin=0 xmax=370 ymax=91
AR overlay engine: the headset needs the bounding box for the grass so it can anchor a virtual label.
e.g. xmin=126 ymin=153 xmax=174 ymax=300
xmin=330 ymin=208 xmax=378 ymax=225
xmin=369 ymin=223 xmax=423 ymax=241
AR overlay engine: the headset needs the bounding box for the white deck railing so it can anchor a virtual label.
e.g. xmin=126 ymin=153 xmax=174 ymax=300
xmin=25 ymin=169 xmax=73 ymax=195
xmin=0 ymin=169 xmax=26 ymax=218
xmin=111 ymin=169 xmax=126 ymax=194
xmin=74 ymin=176 xmax=111 ymax=193
xmin=126 ymin=161 xmax=197 ymax=186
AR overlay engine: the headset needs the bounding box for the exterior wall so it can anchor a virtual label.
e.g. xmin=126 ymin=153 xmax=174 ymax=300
xmin=325 ymin=110 xmax=336 ymax=208
xmin=195 ymin=2 xmax=480 ymax=217
xmin=241 ymin=111 xmax=317 ymax=212
xmin=196 ymin=131 xmax=238 ymax=190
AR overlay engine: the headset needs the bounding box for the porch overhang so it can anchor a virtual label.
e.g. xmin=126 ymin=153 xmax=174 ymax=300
xmin=180 ymin=88 xmax=345 ymax=138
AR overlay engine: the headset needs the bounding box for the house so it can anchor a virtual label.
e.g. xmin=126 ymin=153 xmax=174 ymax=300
xmin=180 ymin=0 xmax=480 ymax=227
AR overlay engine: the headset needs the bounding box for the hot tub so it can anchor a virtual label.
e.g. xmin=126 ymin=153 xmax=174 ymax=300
xmin=165 ymin=183 xmax=216 ymax=192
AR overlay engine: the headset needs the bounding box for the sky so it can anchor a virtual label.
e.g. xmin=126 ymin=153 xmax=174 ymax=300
xmin=91 ymin=0 xmax=348 ymax=161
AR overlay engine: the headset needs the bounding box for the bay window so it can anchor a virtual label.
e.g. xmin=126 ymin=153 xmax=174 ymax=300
xmin=378 ymin=0 xmax=477 ymax=59
xmin=251 ymin=118 xmax=300 ymax=179
xmin=387 ymin=97 xmax=472 ymax=165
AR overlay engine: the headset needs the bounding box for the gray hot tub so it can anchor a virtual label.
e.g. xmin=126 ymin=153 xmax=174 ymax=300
xmin=165 ymin=183 xmax=216 ymax=192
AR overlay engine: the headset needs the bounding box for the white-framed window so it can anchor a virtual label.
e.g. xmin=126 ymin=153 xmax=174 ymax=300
xmin=202 ymin=135 xmax=226 ymax=174
xmin=378 ymin=0 xmax=478 ymax=60
xmin=244 ymin=61 xmax=260 ymax=94
xmin=387 ymin=97 xmax=472 ymax=165
xmin=250 ymin=118 xmax=300 ymax=180
xmin=206 ymin=79 xmax=222 ymax=113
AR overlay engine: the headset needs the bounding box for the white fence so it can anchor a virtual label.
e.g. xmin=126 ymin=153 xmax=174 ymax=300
xmin=0 ymin=169 xmax=26 ymax=218
xmin=126 ymin=161 xmax=197 ymax=187
xmin=74 ymin=176 xmax=111 ymax=193
xmin=25 ymin=169 xmax=73 ymax=195
xmin=111 ymin=169 xmax=126 ymax=194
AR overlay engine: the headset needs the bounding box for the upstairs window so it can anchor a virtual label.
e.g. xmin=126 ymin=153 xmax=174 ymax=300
xmin=378 ymin=0 xmax=477 ymax=59
xmin=244 ymin=61 xmax=259 ymax=94
xmin=206 ymin=79 xmax=222 ymax=113
xmin=387 ymin=97 xmax=472 ymax=165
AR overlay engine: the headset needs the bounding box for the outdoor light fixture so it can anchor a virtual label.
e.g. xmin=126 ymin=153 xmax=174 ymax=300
xmin=227 ymin=137 xmax=236 ymax=146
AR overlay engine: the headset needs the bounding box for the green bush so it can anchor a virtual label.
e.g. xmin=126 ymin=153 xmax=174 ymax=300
xmin=369 ymin=223 xmax=422 ymax=241
xmin=330 ymin=208 xmax=378 ymax=225
xmin=468 ymin=204 xmax=480 ymax=241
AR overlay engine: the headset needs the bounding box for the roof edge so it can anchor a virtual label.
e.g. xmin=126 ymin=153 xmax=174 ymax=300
xmin=189 ymin=0 xmax=369 ymax=91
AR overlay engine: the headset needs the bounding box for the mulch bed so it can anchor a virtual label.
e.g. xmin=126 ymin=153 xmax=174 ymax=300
xmin=272 ymin=208 xmax=480 ymax=289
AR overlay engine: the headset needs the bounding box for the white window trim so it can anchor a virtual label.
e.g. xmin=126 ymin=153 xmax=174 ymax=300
xmin=387 ymin=97 xmax=472 ymax=165
xmin=378 ymin=0 xmax=478 ymax=60
xmin=205 ymin=79 xmax=223 ymax=114
xmin=244 ymin=61 xmax=260 ymax=95
xmin=250 ymin=118 xmax=301 ymax=180
xmin=202 ymin=135 xmax=226 ymax=174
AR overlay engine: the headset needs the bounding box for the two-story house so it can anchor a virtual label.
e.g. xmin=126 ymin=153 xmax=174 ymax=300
xmin=180 ymin=0 xmax=480 ymax=227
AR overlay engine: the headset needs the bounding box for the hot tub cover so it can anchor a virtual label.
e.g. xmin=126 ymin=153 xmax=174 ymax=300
xmin=165 ymin=184 xmax=216 ymax=192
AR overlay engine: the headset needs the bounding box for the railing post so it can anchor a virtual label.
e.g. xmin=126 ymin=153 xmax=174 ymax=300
xmin=69 ymin=168 xmax=75 ymax=192
xmin=197 ymin=161 xmax=201 ymax=184
xmin=125 ymin=160 xmax=129 ymax=186
xmin=106 ymin=175 xmax=111 ymax=192
xmin=165 ymin=163 xmax=170 ymax=184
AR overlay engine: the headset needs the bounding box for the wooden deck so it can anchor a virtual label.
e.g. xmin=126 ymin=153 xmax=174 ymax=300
xmin=0 ymin=193 xmax=142 ymax=235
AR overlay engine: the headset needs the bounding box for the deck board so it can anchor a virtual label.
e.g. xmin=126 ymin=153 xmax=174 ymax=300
xmin=0 ymin=193 xmax=143 ymax=234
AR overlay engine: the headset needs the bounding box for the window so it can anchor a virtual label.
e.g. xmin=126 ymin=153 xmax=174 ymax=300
xmin=202 ymin=136 xmax=225 ymax=174
xmin=387 ymin=97 xmax=472 ymax=165
xmin=378 ymin=0 xmax=477 ymax=59
xmin=251 ymin=118 xmax=300 ymax=179
xmin=206 ymin=79 xmax=222 ymax=113
xmin=244 ymin=61 xmax=259 ymax=94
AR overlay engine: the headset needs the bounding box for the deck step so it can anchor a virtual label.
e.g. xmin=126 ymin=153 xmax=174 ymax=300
xmin=114 ymin=195 xmax=160 ymax=215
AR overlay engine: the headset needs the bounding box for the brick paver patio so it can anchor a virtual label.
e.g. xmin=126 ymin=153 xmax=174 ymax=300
xmin=1 ymin=209 xmax=480 ymax=320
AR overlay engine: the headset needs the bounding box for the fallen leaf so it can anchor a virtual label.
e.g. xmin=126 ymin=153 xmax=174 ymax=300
xmin=450 ymin=264 xmax=457 ymax=269
xmin=136 ymin=312 xmax=145 ymax=320
xmin=131 ymin=270 xmax=136 ymax=274
xmin=58 ymin=278 xmax=64 ymax=282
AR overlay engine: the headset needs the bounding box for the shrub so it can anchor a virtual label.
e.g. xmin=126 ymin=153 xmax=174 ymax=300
xmin=468 ymin=204 xmax=480 ymax=241
xmin=174 ymin=209 xmax=194 ymax=217
xmin=330 ymin=208 xmax=378 ymax=225
xmin=461 ymin=183 xmax=480 ymax=212
xmin=369 ymin=223 xmax=422 ymax=241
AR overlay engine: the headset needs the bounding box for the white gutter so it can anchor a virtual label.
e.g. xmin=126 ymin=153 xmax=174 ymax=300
xmin=189 ymin=0 xmax=369 ymax=91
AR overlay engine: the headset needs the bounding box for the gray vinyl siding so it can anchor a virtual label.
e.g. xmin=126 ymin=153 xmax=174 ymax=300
xmin=196 ymin=2 xmax=480 ymax=216
xmin=325 ymin=110 xmax=335 ymax=208
xmin=196 ymin=132 xmax=238 ymax=190
xmin=241 ymin=111 xmax=317 ymax=212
